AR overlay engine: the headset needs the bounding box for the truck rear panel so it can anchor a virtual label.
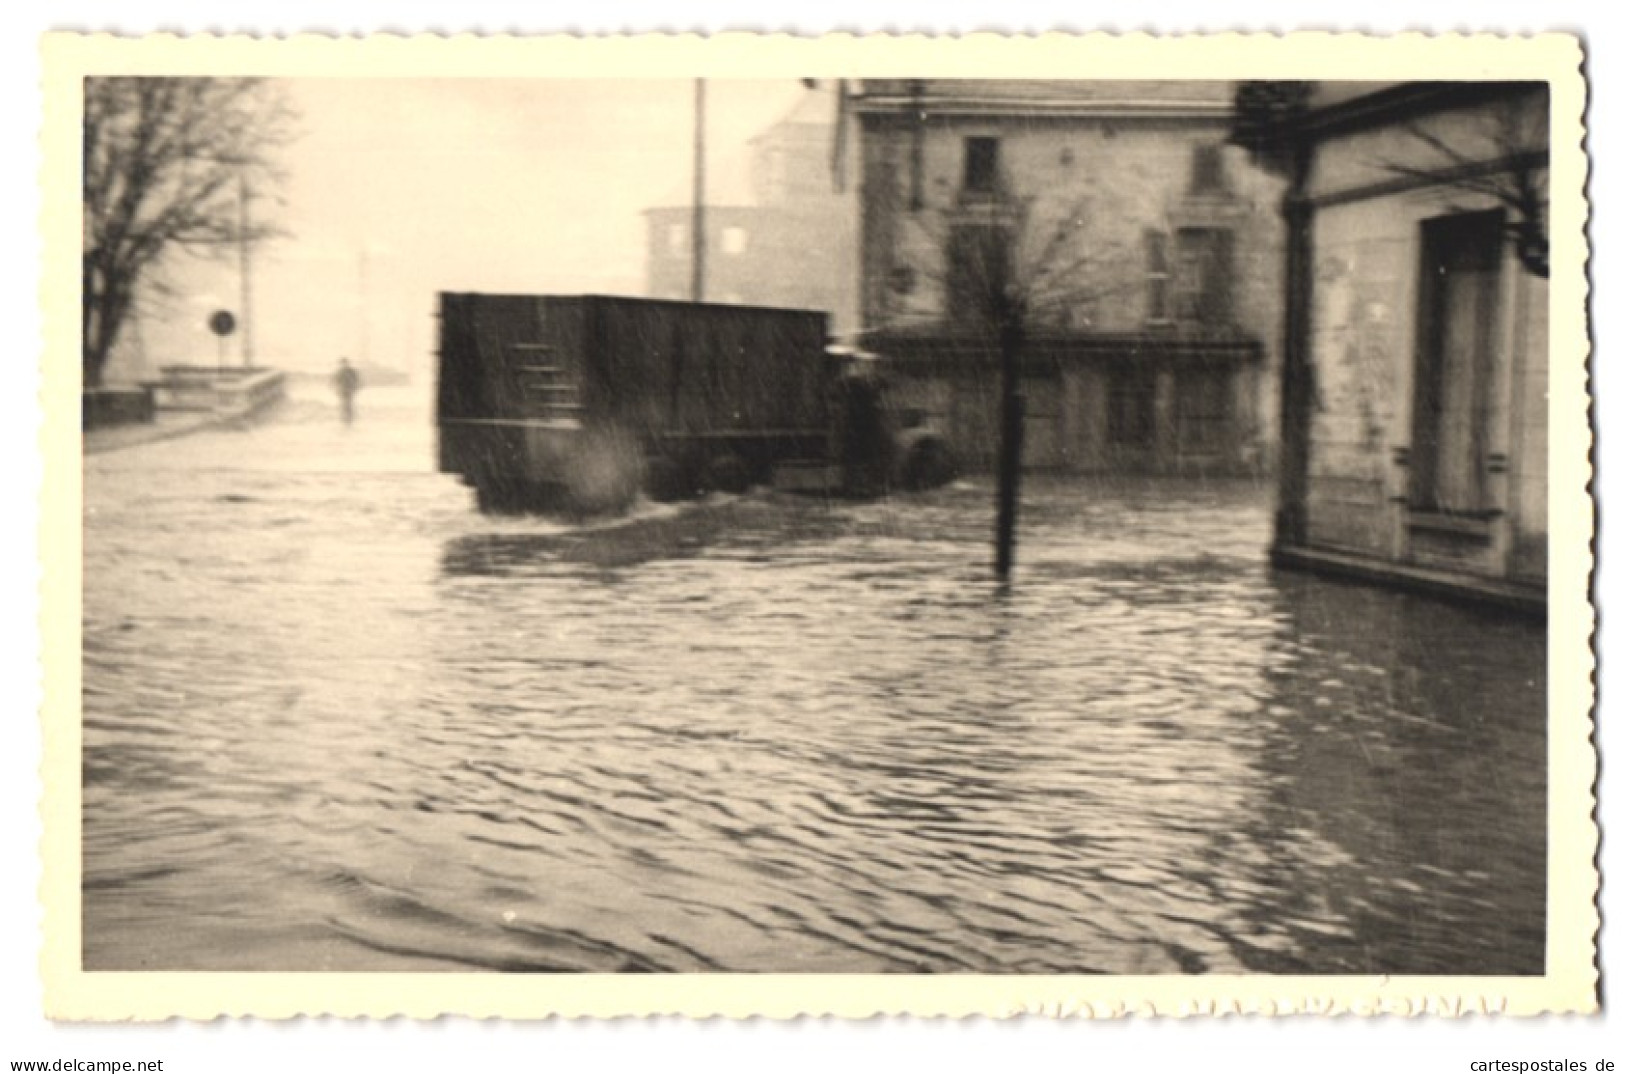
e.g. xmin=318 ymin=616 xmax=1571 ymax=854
xmin=436 ymin=293 xmax=833 ymax=510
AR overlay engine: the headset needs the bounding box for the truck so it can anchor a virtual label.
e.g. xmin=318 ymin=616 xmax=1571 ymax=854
xmin=435 ymin=293 xmax=954 ymax=514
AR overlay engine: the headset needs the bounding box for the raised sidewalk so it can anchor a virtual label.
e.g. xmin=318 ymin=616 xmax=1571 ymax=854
xmin=84 ymin=369 xmax=287 ymax=455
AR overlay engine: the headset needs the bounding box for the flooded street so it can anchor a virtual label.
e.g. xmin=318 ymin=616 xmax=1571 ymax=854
xmin=82 ymin=385 xmax=1546 ymax=975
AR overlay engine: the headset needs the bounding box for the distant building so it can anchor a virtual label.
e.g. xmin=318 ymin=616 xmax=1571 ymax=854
xmin=1240 ymin=81 xmax=1550 ymax=612
xmin=843 ymin=79 xmax=1286 ymax=474
xmin=644 ymin=87 xmax=858 ymax=335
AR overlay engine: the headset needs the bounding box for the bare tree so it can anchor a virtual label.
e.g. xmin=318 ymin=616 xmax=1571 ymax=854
xmin=1381 ymin=88 xmax=1550 ymax=278
xmin=82 ymin=77 xmax=297 ymax=387
xmin=1230 ymin=81 xmax=1549 ymax=279
xmin=885 ymin=192 xmax=1133 ymax=337
xmin=880 ymin=182 xmax=1129 ymax=577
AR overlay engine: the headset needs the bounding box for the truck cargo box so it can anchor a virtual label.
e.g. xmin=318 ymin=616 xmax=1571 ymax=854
xmin=437 ymin=294 xmax=836 ymax=512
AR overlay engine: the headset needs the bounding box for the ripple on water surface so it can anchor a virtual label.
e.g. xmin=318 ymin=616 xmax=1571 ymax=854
xmin=82 ymin=411 xmax=1546 ymax=973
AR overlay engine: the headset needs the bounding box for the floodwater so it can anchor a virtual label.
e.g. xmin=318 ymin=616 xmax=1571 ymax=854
xmin=82 ymin=384 xmax=1547 ymax=974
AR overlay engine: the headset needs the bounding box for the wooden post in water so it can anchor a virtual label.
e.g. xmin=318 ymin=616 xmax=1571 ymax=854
xmin=994 ymin=318 xmax=1025 ymax=579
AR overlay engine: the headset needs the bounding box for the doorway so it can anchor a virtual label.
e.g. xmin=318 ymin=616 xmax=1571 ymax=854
xmin=1410 ymin=210 xmax=1504 ymax=515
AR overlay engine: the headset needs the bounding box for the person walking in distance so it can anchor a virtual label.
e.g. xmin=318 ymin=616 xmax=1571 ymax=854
xmin=335 ymin=358 xmax=361 ymax=425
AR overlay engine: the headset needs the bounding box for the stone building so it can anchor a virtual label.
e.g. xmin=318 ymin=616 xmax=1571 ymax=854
xmin=644 ymin=86 xmax=858 ymax=335
xmin=843 ymin=80 xmax=1286 ymax=474
xmin=1239 ymin=82 xmax=1549 ymax=612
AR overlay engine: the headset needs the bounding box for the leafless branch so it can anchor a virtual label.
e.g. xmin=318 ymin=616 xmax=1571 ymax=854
xmin=1378 ymin=91 xmax=1549 ymax=278
xmin=82 ymin=77 xmax=300 ymax=385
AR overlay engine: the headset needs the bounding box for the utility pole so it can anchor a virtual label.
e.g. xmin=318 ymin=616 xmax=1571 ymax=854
xmin=238 ymin=174 xmax=254 ymax=367
xmin=691 ymin=78 xmax=707 ymax=303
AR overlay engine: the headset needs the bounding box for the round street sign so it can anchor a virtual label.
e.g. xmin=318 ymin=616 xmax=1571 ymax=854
xmin=209 ymin=310 xmax=237 ymax=337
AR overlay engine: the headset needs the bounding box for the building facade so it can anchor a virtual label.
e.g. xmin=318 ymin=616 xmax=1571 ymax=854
xmin=1243 ymin=82 xmax=1550 ymax=612
xmin=846 ymin=80 xmax=1286 ymax=475
xmin=644 ymin=87 xmax=858 ymax=335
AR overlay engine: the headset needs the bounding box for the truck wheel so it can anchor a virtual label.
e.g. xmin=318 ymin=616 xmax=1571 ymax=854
xmin=475 ymin=481 xmax=515 ymax=513
xmin=644 ymin=456 xmax=689 ymax=502
xmin=702 ymin=452 xmax=750 ymax=495
xmin=900 ymin=435 xmax=957 ymax=491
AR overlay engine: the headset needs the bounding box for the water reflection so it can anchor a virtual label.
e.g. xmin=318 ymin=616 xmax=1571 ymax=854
xmin=81 ymin=393 xmax=1546 ymax=973
xmin=1245 ymin=575 xmax=1546 ymax=974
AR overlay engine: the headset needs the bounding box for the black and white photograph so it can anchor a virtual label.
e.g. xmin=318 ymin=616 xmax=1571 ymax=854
xmin=39 ymin=31 xmax=1596 ymax=1024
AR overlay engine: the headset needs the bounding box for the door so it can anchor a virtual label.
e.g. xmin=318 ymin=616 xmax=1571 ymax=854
xmin=1174 ymin=365 xmax=1232 ymax=457
xmin=1410 ymin=210 xmax=1504 ymax=514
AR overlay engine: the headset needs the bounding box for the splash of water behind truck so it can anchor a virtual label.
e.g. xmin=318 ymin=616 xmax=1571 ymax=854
xmin=436 ymin=293 xmax=955 ymax=514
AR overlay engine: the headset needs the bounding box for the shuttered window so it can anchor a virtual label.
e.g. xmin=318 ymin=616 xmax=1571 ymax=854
xmin=1173 ymin=227 xmax=1235 ymax=326
xmin=1145 ymin=231 xmax=1170 ymax=324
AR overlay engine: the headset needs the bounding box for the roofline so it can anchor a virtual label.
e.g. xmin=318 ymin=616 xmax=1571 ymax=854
xmin=1301 ymin=80 xmax=1544 ymax=141
xmin=858 ymin=327 xmax=1266 ymax=361
xmin=850 ymin=95 xmax=1233 ymax=121
xmin=438 ymin=291 xmax=831 ymax=320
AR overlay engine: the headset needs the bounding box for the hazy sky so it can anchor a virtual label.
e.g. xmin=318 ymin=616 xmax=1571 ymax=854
xmin=129 ymin=78 xmax=809 ymax=377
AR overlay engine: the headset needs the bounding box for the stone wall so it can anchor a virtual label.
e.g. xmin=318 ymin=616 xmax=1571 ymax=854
xmin=858 ymin=107 xmax=1287 ymax=461
xmin=863 ymin=118 xmax=1283 ymax=328
xmin=83 ymin=386 xmax=156 ymax=430
xmin=1301 ymin=95 xmax=1549 ymax=585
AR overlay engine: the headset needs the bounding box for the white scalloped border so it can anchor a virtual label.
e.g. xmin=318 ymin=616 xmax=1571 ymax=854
xmin=37 ymin=29 xmax=1597 ymax=1020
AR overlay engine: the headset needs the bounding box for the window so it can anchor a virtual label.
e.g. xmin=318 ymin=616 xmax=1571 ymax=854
xmin=1173 ymin=227 xmax=1235 ymax=325
xmin=963 ymin=137 xmax=1000 ymax=196
xmin=722 ymin=226 xmax=748 ymax=256
xmin=1190 ymin=144 xmax=1226 ymax=195
xmin=1108 ymin=367 xmax=1157 ymax=447
xmin=667 ymin=223 xmax=685 ymax=253
xmin=1174 ymin=367 xmax=1231 ymax=451
xmin=1145 ymin=231 xmax=1171 ymax=324
xmin=1410 ymin=210 xmax=1504 ymax=514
